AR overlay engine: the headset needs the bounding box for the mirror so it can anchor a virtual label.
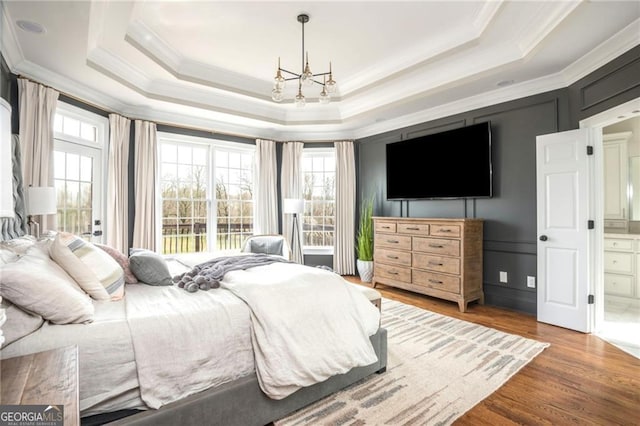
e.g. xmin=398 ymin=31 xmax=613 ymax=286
xmin=604 ymin=115 xmax=640 ymax=228
xmin=631 ymin=156 xmax=640 ymax=221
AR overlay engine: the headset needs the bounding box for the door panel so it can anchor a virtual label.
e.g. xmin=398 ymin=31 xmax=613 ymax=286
xmin=536 ymin=128 xmax=599 ymax=333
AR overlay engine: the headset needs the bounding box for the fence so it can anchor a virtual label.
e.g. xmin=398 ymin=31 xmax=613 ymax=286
xmin=161 ymin=222 xmax=253 ymax=254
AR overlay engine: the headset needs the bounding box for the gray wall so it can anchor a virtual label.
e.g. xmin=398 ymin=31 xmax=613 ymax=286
xmin=357 ymin=45 xmax=640 ymax=314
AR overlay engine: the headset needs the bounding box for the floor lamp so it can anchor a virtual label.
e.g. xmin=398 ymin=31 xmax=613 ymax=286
xmin=283 ymin=198 xmax=304 ymax=263
xmin=26 ymin=186 xmax=57 ymax=238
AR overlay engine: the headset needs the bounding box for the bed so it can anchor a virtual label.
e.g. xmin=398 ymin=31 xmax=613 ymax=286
xmin=0 ymin=235 xmax=387 ymax=426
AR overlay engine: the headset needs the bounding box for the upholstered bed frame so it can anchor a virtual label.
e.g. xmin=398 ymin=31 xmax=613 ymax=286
xmin=83 ymin=328 xmax=387 ymax=426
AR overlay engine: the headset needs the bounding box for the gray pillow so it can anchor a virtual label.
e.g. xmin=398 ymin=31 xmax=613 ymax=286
xmin=128 ymin=249 xmax=172 ymax=286
xmin=250 ymin=238 xmax=283 ymax=256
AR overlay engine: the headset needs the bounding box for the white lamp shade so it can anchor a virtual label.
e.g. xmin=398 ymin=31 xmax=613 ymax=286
xmin=283 ymin=198 xmax=304 ymax=214
xmin=26 ymin=187 xmax=57 ymax=215
xmin=0 ymin=98 xmax=13 ymax=218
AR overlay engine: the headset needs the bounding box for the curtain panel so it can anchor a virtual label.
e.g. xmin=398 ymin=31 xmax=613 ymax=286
xmin=334 ymin=141 xmax=356 ymax=275
xmin=280 ymin=142 xmax=304 ymax=264
xmin=106 ymin=114 xmax=131 ymax=254
xmin=132 ymin=120 xmax=158 ymax=251
xmin=254 ymin=139 xmax=278 ymax=235
xmin=17 ymin=78 xmax=59 ymax=231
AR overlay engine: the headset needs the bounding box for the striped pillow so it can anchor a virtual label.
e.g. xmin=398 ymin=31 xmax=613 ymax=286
xmin=50 ymin=232 xmax=125 ymax=301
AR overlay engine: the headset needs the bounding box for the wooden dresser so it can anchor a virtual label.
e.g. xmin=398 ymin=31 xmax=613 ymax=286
xmin=372 ymin=217 xmax=484 ymax=312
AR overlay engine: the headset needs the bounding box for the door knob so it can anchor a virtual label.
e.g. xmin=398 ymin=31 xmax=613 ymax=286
xmin=539 ymin=235 xmax=548 ymax=241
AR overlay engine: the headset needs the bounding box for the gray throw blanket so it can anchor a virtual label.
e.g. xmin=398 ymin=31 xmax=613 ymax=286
xmin=173 ymin=253 xmax=292 ymax=292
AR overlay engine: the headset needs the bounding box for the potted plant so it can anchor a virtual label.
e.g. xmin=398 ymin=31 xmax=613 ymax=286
xmin=356 ymin=195 xmax=375 ymax=282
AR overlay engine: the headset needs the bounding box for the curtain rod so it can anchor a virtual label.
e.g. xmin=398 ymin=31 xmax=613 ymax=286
xmin=16 ymin=75 xmax=352 ymax=144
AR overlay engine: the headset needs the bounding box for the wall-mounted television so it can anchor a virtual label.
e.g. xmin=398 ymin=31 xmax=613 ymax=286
xmin=386 ymin=121 xmax=492 ymax=200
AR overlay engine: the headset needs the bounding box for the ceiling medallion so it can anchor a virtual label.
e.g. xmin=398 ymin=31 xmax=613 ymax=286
xmin=271 ymin=14 xmax=337 ymax=107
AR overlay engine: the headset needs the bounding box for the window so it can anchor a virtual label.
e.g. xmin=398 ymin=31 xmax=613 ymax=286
xmin=53 ymin=102 xmax=107 ymax=241
xmin=158 ymin=133 xmax=254 ymax=254
xmin=302 ymin=148 xmax=335 ymax=253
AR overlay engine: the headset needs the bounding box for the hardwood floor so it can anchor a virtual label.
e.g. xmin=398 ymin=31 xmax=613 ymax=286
xmin=344 ymin=276 xmax=640 ymax=425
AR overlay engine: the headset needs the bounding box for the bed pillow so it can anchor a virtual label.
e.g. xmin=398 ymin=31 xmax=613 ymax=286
xmin=0 ymin=245 xmax=94 ymax=324
xmin=0 ymin=297 xmax=44 ymax=348
xmin=95 ymin=243 xmax=139 ymax=284
xmin=49 ymin=232 xmax=124 ymax=300
xmin=250 ymin=237 xmax=284 ymax=256
xmin=129 ymin=249 xmax=172 ymax=286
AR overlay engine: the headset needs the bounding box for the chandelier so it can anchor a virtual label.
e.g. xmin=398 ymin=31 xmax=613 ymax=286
xmin=271 ymin=14 xmax=337 ymax=107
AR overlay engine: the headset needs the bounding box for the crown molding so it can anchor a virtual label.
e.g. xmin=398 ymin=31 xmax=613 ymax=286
xmin=562 ymin=18 xmax=640 ymax=86
xmin=0 ymin=2 xmax=24 ymax=71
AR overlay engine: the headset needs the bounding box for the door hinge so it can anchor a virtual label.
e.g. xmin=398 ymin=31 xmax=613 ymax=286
xmin=588 ymin=220 xmax=595 ymax=229
xmin=586 ymin=145 xmax=594 ymax=155
xmin=588 ymin=294 xmax=595 ymax=304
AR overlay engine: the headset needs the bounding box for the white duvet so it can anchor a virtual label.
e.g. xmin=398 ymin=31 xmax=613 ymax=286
xmin=221 ymin=263 xmax=380 ymax=399
xmin=2 ymin=260 xmax=380 ymax=413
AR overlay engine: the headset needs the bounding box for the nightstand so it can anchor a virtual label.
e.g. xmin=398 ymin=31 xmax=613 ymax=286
xmin=1 ymin=345 xmax=79 ymax=425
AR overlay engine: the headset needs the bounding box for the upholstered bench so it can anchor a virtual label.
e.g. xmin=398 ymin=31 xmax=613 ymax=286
xmin=351 ymin=284 xmax=382 ymax=311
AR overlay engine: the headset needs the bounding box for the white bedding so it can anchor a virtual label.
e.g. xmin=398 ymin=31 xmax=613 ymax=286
xmin=1 ymin=257 xmax=380 ymax=415
xmin=125 ymin=284 xmax=254 ymax=409
xmin=0 ymin=298 xmax=143 ymax=415
xmin=222 ymin=263 xmax=380 ymax=399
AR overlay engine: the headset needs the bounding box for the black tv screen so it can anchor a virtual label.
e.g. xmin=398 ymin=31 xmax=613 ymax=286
xmin=386 ymin=121 xmax=492 ymax=200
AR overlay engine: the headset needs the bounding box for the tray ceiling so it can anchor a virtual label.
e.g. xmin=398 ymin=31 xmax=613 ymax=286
xmin=2 ymin=1 xmax=639 ymax=140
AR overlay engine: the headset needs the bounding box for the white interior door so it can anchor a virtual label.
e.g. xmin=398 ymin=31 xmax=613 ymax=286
xmin=536 ymin=128 xmax=599 ymax=333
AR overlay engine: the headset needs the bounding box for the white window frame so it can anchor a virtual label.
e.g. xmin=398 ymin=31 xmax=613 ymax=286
xmin=157 ymin=132 xmax=255 ymax=253
xmin=302 ymin=147 xmax=335 ymax=256
xmin=53 ymin=101 xmax=108 ymax=242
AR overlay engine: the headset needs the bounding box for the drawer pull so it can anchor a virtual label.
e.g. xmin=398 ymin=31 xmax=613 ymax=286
xmin=382 ymin=226 xmax=391 ymax=229
xmin=428 ymin=279 xmax=443 ymax=284
xmin=429 ymin=244 xmax=444 ymax=248
xmin=388 ymin=271 xmax=399 ymax=275
xmin=387 ymin=255 xmax=399 ymax=259
xmin=387 ymin=239 xmax=399 ymax=244
xmin=428 ymin=261 xmax=444 ymax=266
xmin=406 ymin=227 xmax=420 ymax=230
xmin=438 ymin=229 xmax=452 ymax=233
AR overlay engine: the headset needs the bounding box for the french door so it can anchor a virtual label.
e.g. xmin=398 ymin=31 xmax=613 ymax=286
xmin=53 ymin=140 xmax=103 ymax=243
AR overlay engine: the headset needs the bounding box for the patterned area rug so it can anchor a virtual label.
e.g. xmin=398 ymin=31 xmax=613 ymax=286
xmin=276 ymin=298 xmax=550 ymax=426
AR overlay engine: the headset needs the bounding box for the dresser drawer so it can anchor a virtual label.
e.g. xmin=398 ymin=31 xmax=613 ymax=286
xmin=413 ymin=253 xmax=460 ymax=275
xmin=375 ymin=264 xmax=411 ymax=283
xmin=413 ymin=237 xmax=460 ymax=256
xmin=374 ymin=248 xmax=412 ymax=266
xmin=604 ymin=273 xmax=634 ymax=297
xmin=397 ymin=223 xmax=429 ymax=235
xmin=604 ymin=238 xmax=633 ymax=251
xmin=375 ymin=234 xmax=412 ymax=250
xmin=604 ymin=251 xmax=633 ymax=274
xmin=375 ymin=222 xmax=397 ymax=233
xmin=430 ymin=224 xmax=461 ymax=238
xmin=413 ymin=270 xmax=460 ymax=294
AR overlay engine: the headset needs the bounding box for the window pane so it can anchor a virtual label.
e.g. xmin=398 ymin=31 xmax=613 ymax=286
xmin=194 ymin=147 xmax=207 ymax=165
xmin=66 ymin=154 xmax=79 ymax=181
xmin=80 ymin=182 xmax=92 ymax=208
xmin=54 ymin=115 xmax=63 ymax=133
xmin=63 ymin=117 xmax=80 ymax=137
xmin=80 ymin=156 xmax=92 ymax=182
xmin=177 ymin=146 xmax=191 ymax=164
xmin=80 ymin=123 xmax=96 ymax=142
xmin=54 ymin=151 xmax=65 ymax=179
xmin=302 ymin=151 xmax=336 ymax=247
